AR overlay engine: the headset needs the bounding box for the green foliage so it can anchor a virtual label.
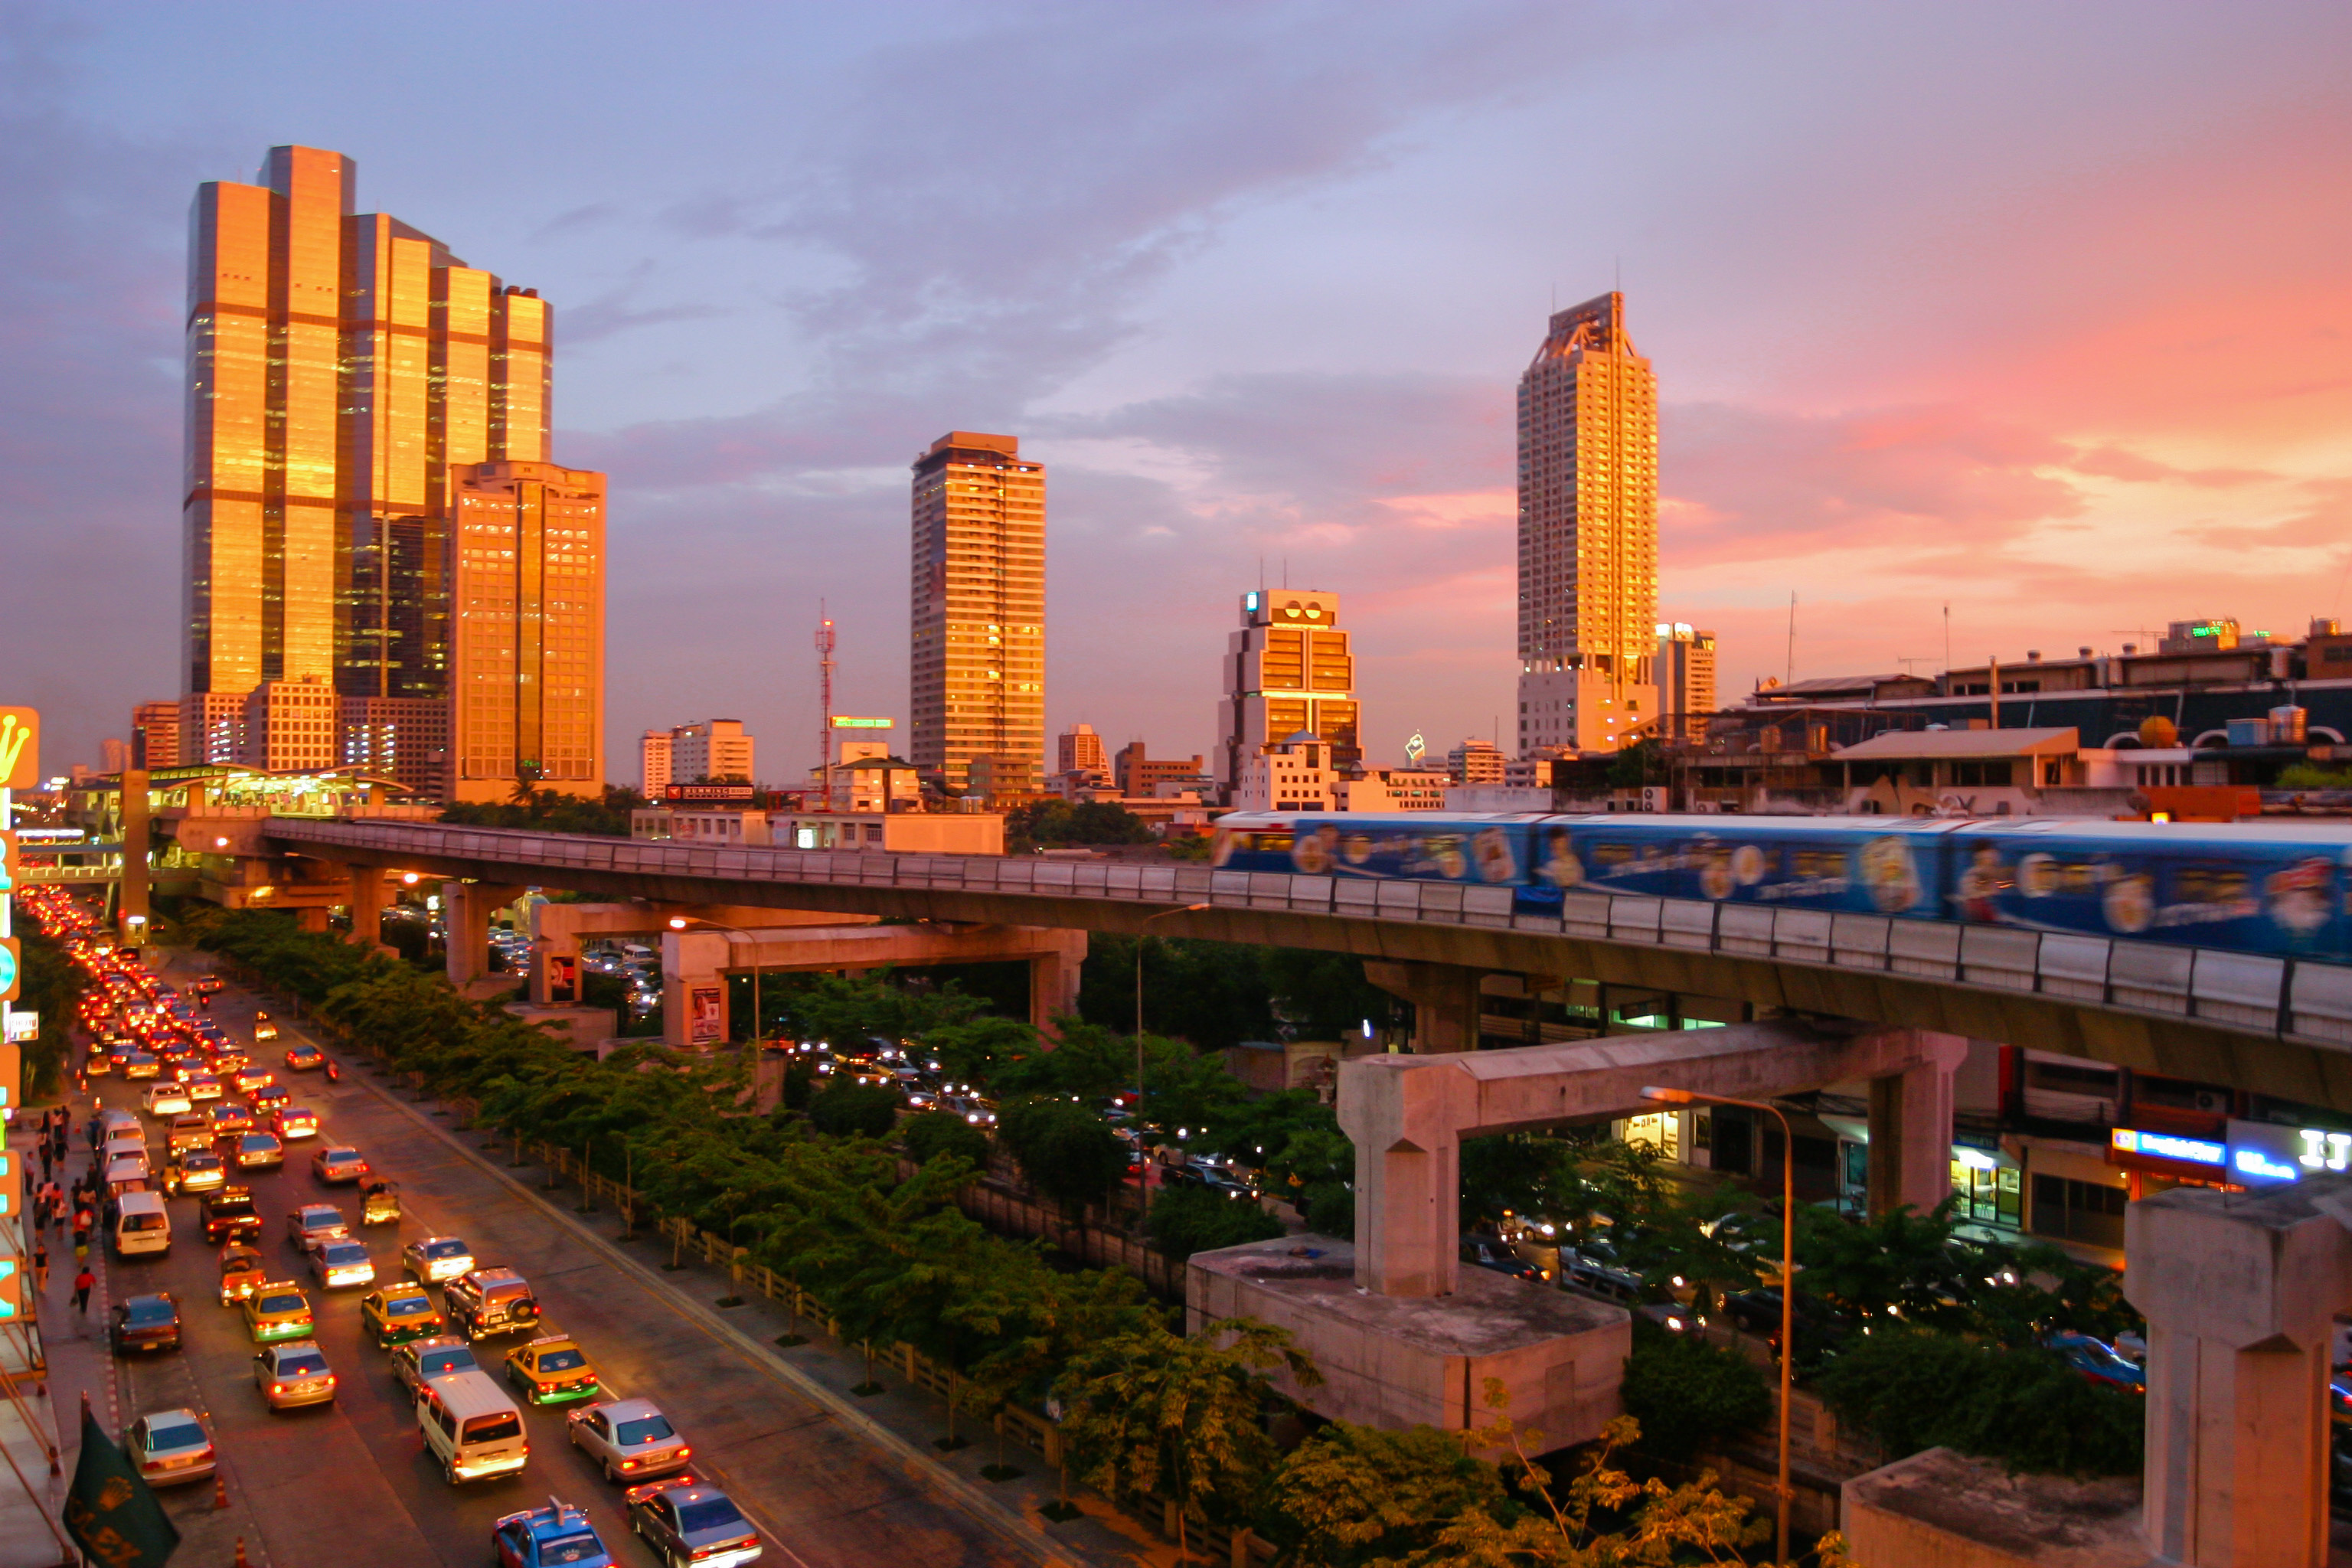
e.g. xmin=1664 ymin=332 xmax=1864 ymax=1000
xmin=1618 ymin=1318 xmax=1772 ymax=1462
xmin=1008 ymin=800 xmax=1154 ymax=849
xmin=900 ymin=1109 xmax=992 ymax=1169
xmin=1259 ymin=946 xmax=1400 ymax=1041
xmin=1076 ymin=934 xmax=1400 ymax=1054
xmin=780 ymin=1057 xmax=817 ymax=1110
xmin=14 ymin=924 xmax=87 ymax=1097
xmin=1144 ymin=1184 xmax=1283 ymax=1263
xmin=1268 ymin=1422 xmax=1508 ymax=1567
xmin=1815 ymin=1328 xmax=2143 ymax=1476
xmin=439 ymin=785 xmax=643 ymax=835
xmin=996 ymin=1096 xmax=1129 ymax=1218
xmin=805 ymin=1079 xmax=900 ymax=1139
xmin=782 ymin=968 xmax=993 ymax=1050
xmin=2277 ymin=763 xmax=2352 ymax=789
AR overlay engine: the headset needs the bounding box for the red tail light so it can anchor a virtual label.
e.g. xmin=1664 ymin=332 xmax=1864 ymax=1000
xmin=675 ymin=1447 xmax=692 ymax=1459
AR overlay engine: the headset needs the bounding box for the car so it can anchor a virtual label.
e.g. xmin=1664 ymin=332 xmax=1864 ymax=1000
xmin=121 ymin=1052 xmax=161 ymax=1080
xmin=235 ymin=1132 xmax=285 ymax=1171
xmin=163 ymin=1148 xmax=227 ymax=1196
xmin=253 ymin=1014 xmax=278 ymax=1043
xmin=165 ymin=1112 xmax=215 ymax=1155
xmin=232 ymin=1066 xmax=274 ymax=1095
xmin=253 ymin=1341 xmax=337 ymax=1410
xmin=505 ymin=1334 xmax=600 ymax=1404
xmin=123 ymin=1410 xmax=216 ymax=1487
xmin=83 ymin=1048 xmax=113 ymax=1077
xmin=109 ymin=1294 xmax=182 ymax=1355
xmin=184 ymin=1073 xmax=224 ymax=1102
xmin=201 ymin=1187 xmax=262 ymax=1244
xmin=212 ymin=1049 xmax=250 ymax=1074
xmin=311 ymin=1240 xmax=376 ymax=1289
xmin=242 ymin=1282 xmax=315 ymax=1344
xmin=360 ymin=1283 xmax=447 ymax=1347
xmin=273 ymin=1106 xmax=319 ymax=1141
xmin=284 ymin=1043 xmax=324 ymax=1073
xmin=311 ymin=1146 xmax=368 ymax=1185
xmin=392 ymin=1335 xmax=481 ymax=1396
xmin=624 ymin=1478 xmax=762 ymax=1568
xmin=443 ymin=1268 xmax=543 ymax=1341
xmin=139 ymin=1083 xmax=192 ymax=1117
xmin=2045 ymin=1331 xmax=2147 ymax=1394
xmin=1461 ymin=1236 xmax=1545 ymax=1282
xmin=286 ymin=1204 xmax=349 ymax=1250
xmin=567 ymin=1398 xmax=692 ymax=1482
xmin=402 ymin=1236 xmax=476 ymax=1285
xmin=494 ymin=1500 xmax=615 ymax=1568
xmin=209 ymin=1101 xmax=256 ymax=1136
xmin=192 ymin=975 xmax=223 ymax=996
xmin=250 ymin=1083 xmax=291 ymax=1113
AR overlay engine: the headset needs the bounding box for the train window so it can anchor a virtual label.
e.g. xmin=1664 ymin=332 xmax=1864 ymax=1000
xmin=1249 ymin=833 xmax=1294 ymax=853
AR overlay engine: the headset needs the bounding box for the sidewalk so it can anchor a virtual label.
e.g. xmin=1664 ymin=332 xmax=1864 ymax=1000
xmin=0 ymin=1112 xmax=73 ymax=1568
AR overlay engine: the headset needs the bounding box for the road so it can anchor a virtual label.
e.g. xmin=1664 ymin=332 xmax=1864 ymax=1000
xmin=52 ymin=953 xmax=1055 ymax=1568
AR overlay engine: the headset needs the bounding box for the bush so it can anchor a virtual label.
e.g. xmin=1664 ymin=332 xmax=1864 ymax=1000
xmin=997 ymin=1097 xmax=1129 ymax=1217
xmin=902 ymin=1109 xmax=992 ymax=1168
xmin=1303 ymin=1184 xmax=1356 ymax=1239
xmin=1618 ymin=1318 xmax=1772 ymax=1462
xmin=805 ymin=1080 xmax=900 ymax=1139
xmin=781 ymin=1057 xmax=818 ymax=1111
xmin=1815 ymin=1328 xmax=2142 ymax=1475
xmin=1145 ymin=1184 xmax=1284 ymax=1263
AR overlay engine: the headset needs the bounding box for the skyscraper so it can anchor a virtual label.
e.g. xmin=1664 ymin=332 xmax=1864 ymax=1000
xmin=910 ymin=432 xmax=1045 ymax=799
xmin=1516 ymin=292 xmax=1658 ymax=756
xmin=183 ymin=145 xmax=585 ymax=798
xmin=1656 ymin=623 xmax=1717 ymax=742
xmin=1216 ymin=589 xmax=1360 ymax=797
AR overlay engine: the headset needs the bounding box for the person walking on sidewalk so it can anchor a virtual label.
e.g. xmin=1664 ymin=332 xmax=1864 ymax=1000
xmin=72 ymin=1266 xmax=92 ymax=1315
xmin=33 ymin=1240 xmax=47 ymax=1295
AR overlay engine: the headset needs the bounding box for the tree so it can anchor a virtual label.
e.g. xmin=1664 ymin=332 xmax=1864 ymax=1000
xmin=1054 ymin=1318 xmax=1321 ymax=1562
xmin=995 ymin=1097 xmax=1129 ymax=1219
xmin=1815 ymin=1328 xmax=2141 ymax=1476
xmin=1269 ymin=1422 xmax=1508 ymax=1567
xmin=1616 ymin=1318 xmax=1772 ymax=1463
xmin=1008 ymin=799 xmax=1153 ymax=849
xmin=807 ymin=1080 xmax=900 ymax=1139
xmin=1144 ymin=1185 xmax=1283 ymax=1263
xmin=902 ymin=1109 xmax=992 ymax=1169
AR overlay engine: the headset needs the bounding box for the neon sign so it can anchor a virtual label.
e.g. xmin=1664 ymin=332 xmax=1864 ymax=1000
xmin=2110 ymin=1128 xmax=2225 ymax=1167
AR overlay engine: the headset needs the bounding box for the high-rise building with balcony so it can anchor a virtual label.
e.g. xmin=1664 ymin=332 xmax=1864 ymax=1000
xmin=1516 ymin=292 xmax=1658 ymax=756
xmin=1057 ymin=723 xmax=1107 ymax=781
xmin=910 ymin=432 xmax=1045 ymax=799
xmin=1216 ymin=589 xmax=1360 ymax=797
xmin=668 ymin=720 xmax=755 ymax=784
xmin=182 ymin=145 xmax=590 ymax=800
xmin=1657 ymin=623 xmax=1717 ymax=743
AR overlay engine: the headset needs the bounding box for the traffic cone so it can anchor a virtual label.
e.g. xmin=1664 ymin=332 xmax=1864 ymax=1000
xmin=233 ymin=1539 xmax=247 ymax=1568
xmin=213 ymin=1475 xmax=228 ymax=1511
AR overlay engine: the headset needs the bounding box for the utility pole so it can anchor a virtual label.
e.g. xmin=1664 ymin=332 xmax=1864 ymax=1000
xmin=815 ymin=606 xmax=836 ymax=812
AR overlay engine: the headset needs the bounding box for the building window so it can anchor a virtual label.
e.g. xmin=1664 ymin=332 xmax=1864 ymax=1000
xmin=2030 ymin=1173 xmax=2125 ymax=1248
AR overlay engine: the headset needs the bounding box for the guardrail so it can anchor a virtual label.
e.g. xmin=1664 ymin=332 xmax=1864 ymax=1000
xmin=268 ymin=817 xmax=2352 ymax=1047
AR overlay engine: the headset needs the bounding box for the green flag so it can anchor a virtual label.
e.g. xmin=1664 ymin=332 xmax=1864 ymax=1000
xmin=64 ymin=1403 xmax=180 ymax=1568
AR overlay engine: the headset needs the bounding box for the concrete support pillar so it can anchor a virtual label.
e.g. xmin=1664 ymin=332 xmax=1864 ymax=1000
xmin=1364 ymin=960 xmax=1485 ymax=1054
xmin=1027 ymin=929 xmax=1087 ymax=1034
xmin=1340 ymin=1055 xmax=1477 ymax=1297
xmin=346 ymin=864 xmax=387 ymax=949
xmin=2125 ymin=1179 xmax=2352 ymax=1568
xmin=118 ymin=768 xmax=150 ymax=946
xmin=1864 ymin=1030 xmax=1967 ymax=1218
xmin=443 ymin=882 xmax=524 ymax=987
xmin=662 ymin=929 xmax=730 ymax=1050
xmin=528 ymin=905 xmax=583 ymax=1006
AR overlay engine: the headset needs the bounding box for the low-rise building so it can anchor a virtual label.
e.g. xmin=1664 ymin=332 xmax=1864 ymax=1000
xmin=1447 ymin=739 xmax=1507 ymax=785
xmin=1232 ymin=730 xmax=1339 ymax=812
xmin=1333 ymin=768 xmax=1452 ymax=812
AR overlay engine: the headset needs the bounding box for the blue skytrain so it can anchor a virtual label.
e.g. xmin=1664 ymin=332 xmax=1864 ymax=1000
xmin=1209 ymin=812 xmax=2352 ymax=962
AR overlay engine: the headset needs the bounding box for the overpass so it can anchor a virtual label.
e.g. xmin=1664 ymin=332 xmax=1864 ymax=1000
xmin=200 ymin=815 xmax=2352 ymax=1111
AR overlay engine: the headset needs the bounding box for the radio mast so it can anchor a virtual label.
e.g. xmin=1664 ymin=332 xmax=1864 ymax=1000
xmin=815 ymin=606 xmax=836 ymax=810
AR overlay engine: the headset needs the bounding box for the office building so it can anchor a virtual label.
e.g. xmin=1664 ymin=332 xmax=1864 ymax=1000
xmin=179 ymin=693 xmax=246 ymax=766
xmin=1216 ymin=589 xmax=1361 ymax=798
xmin=182 ymin=144 xmax=586 ymax=801
xmin=641 ymin=731 xmax=674 ymax=798
xmin=130 ymin=701 xmax=181 ymax=771
xmin=1057 ymin=722 xmax=1108 ymax=781
xmin=1447 ymin=739 xmax=1507 ymax=785
xmin=667 ymin=719 xmax=754 ymax=784
xmin=449 ymin=462 xmax=605 ymax=802
xmin=339 ymin=696 xmax=451 ymax=795
xmin=240 ymin=678 xmax=338 ymax=772
xmin=1657 ymin=623 xmax=1717 ymax=742
xmin=910 ymin=432 xmax=1045 ymax=799
xmin=1114 ymin=741 xmax=1205 ymax=798
xmin=1516 ymin=292 xmax=1659 ymax=756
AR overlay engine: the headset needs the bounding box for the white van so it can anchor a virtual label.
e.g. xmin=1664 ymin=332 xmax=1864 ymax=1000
xmin=113 ymin=1191 xmax=170 ymax=1256
xmin=104 ymin=1152 xmax=151 ymax=1192
xmin=416 ymin=1370 xmax=528 ymax=1484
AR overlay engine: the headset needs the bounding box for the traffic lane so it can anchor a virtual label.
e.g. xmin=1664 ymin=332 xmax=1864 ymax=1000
xmin=303 ymin=1069 xmax=1027 ymax=1567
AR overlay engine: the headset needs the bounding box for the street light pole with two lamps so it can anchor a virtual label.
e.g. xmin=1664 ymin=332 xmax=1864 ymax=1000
xmin=1642 ymin=1084 xmax=1796 ymax=1566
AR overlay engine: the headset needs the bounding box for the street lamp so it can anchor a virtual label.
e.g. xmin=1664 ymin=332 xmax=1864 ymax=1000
xmin=1643 ymin=1084 xmax=1795 ymax=1566
xmin=671 ymin=915 xmax=763 ymax=1052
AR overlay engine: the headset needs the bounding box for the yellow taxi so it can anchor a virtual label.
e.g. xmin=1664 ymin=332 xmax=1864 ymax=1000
xmin=503 ymin=1333 xmax=601 ymax=1404
xmin=360 ymin=1282 xmax=446 ymax=1348
xmin=241 ymin=1282 xmax=315 ymax=1344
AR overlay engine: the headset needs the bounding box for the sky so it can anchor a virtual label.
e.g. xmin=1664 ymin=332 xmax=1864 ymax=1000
xmin=3 ymin=1 xmax=2348 ymax=779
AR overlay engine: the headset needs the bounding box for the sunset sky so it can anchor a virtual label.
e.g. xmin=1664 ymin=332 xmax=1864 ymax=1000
xmin=5 ymin=1 xmax=2347 ymax=776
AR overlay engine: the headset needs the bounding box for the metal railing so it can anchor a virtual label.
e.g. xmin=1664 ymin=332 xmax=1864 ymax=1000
xmin=264 ymin=817 xmax=2352 ymax=1047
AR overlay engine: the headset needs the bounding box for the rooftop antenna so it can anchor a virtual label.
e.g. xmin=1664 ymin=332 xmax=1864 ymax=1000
xmin=815 ymin=604 xmax=836 ymax=809
xmin=1785 ymin=591 xmax=1798 ymax=688
xmin=1942 ymin=603 xmax=1952 ymax=675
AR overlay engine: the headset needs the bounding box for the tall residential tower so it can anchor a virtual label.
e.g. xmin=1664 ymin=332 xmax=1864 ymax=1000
xmin=1216 ymin=589 xmax=1360 ymax=796
xmin=1515 ymin=292 xmax=1658 ymax=756
xmin=910 ymin=432 xmax=1045 ymax=799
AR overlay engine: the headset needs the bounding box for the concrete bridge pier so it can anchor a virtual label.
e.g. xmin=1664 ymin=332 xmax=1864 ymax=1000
xmin=1364 ymin=960 xmax=1486 ymax=1053
xmin=345 ymin=864 xmax=389 ymax=950
xmin=1865 ymin=1031 xmax=1966 ymax=1217
xmin=443 ymin=881 xmax=525 ymax=988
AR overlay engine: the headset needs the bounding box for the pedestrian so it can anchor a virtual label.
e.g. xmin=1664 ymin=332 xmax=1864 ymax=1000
xmin=32 ymin=1240 xmax=47 ymax=1295
xmin=72 ymin=1266 xmax=92 ymax=1314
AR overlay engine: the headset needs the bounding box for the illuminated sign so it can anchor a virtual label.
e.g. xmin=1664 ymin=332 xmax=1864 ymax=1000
xmin=1245 ymin=590 xmax=1261 ymax=613
xmin=2224 ymin=1119 xmax=2352 ymax=1185
xmin=2109 ymin=1127 xmax=2226 ymax=1168
xmin=829 ymin=717 xmax=893 ymax=729
xmin=0 ymin=709 xmax=35 ymax=791
xmin=2234 ymin=1147 xmax=2301 ymax=1183
xmin=0 ymin=939 xmax=16 ymax=1004
xmin=0 ymin=1013 xmax=28 ymax=1045
xmin=663 ymin=784 xmax=756 ymax=803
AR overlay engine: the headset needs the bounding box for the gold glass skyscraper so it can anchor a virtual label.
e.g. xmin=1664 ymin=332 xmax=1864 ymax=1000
xmin=1515 ymin=292 xmax=1658 ymax=756
xmin=181 ymin=144 xmax=589 ymax=799
xmin=910 ymin=432 xmax=1045 ymax=799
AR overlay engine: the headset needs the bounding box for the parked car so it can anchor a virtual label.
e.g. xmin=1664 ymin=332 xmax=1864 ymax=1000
xmin=1461 ymin=1236 xmax=1544 ymax=1282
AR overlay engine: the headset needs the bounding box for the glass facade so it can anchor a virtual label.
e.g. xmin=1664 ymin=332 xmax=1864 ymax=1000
xmin=910 ymin=433 xmax=1045 ymax=798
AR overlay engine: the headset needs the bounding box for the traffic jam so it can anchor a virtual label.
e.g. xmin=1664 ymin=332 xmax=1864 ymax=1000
xmin=23 ymin=888 xmax=765 ymax=1568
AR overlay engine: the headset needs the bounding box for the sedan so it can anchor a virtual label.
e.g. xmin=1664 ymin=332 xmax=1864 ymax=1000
xmin=401 ymin=1236 xmax=475 ymax=1285
xmin=250 ymin=1083 xmax=290 ymax=1112
xmin=209 ymin=1102 xmax=256 ymax=1137
xmin=311 ymin=1146 xmax=368 ymax=1185
xmin=253 ymin=1341 xmax=336 ymax=1410
xmin=625 ymin=1479 xmax=761 ymax=1568
xmin=273 ymin=1106 xmax=319 ymax=1141
xmin=201 ymin=1187 xmax=262 ymax=1245
xmin=567 ymin=1399 xmax=692 ymax=1482
xmin=184 ymin=1073 xmax=224 ymax=1102
xmin=234 ymin=1132 xmax=285 ymax=1171
xmin=121 ymin=1053 xmax=161 ymax=1080
xmin=360 ymin=1283 xmax=446 ymax=1348
xmin=495 ymin=1501 xmax=614 ymax=1568
xmin=283 ymin=1043 xmax=324 ymax=1073
xmin=231 ymin=1066 xmax=274 ymax=1095
xmin=123 ymin=1410 xmax=215 ymax=1487
xmin=110 ymin=1294 xmax=182 ymax=1355
xmin=506 ymin=1334 xmax=600 ymax=1404
xmin=243 ymin=1283 xmax=314 ymax=1344
xmin=163 ymin=1149 xmax=227 ymax=1196
xmin=310 ymin=1240 xmax=376 ymax=1289
xmin=391 ymin=1336 xmax=479 ymax=1396
xmin=286 ymin=1204 xmax=348 ymax=1250
xmin=1462 ymin=1237 xmax=1544 ymax=1283
xmin=2046 ymin=1331 xmax=2147 ymax=1394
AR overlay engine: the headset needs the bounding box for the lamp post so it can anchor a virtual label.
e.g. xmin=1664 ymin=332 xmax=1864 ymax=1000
xmin=1134 ymin=904 xmax=1208 ymax=1194
xmin=671 ymin=916 xmax=763 ymax=1053
xmin=1642 ymin=1085 xmax=1795 ymax=1566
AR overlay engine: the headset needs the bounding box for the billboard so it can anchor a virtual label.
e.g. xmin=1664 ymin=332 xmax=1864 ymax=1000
xmin=0 ymin=710 xmax=34 ymax=791
xmin=664 ymin=783 xmax=756 ymax=804
xmin=688 ymin=986 xmax=725 ymax=1045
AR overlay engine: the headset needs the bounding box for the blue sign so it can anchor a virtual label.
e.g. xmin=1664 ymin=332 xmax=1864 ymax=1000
xmin=2110 ymin=1127 xmax=2226 ymax=1167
